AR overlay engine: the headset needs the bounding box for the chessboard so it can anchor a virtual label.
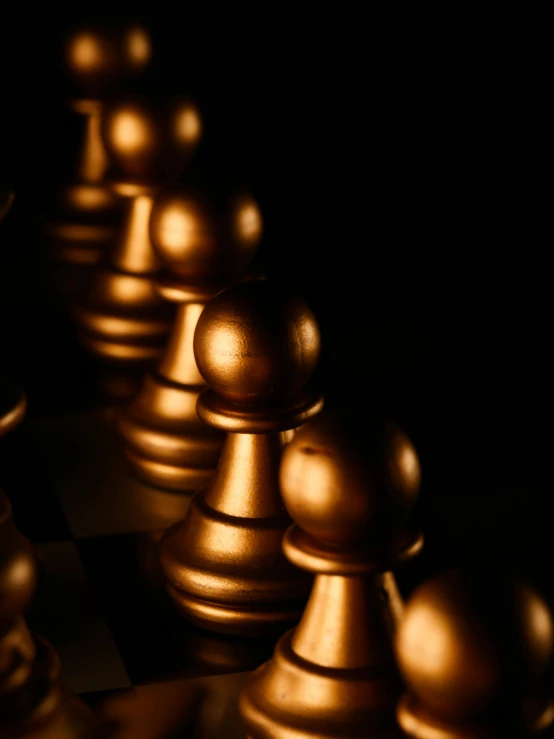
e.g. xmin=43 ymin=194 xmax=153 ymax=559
xmin=2 ymin=13 xmax=554 ymax=738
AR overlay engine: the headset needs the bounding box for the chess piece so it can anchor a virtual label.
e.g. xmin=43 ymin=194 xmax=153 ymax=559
xmin=239 ymin=412 xmax=423 ymax=738
xmin=0 ymin=369 xmax=26 ymax=438
xmin=74 ymin=93 xmax=202 ymax=368
xmin=118 ymin=184 xmax=263 ymax=491
xmin=45 ymin=23 xmax=152 ymax=275
xmin=159 ymin=279 xmax=323 ymax=635
xmin=395 ymin=569 xmax=554 ymax=738
xmin=0 ymin=490 xmax=93 ymax=737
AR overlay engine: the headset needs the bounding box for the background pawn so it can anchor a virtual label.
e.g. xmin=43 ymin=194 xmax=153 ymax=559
xmin=239 ymin=411 xmax=423 ymax=738
xmin=73 ymin=92 xmax=202 ymax=398
xmin=118 ymin=183 xmax=263 ymax=491
xmin=45 ymin=22 xmax=152 ymax=298
xmin=0 ymin=490 xmax=93 ymax=738
xmin=395 ymin=569 xmax=554 ymax=738
xmin=159 ymin=279 xmax=323 ymax=636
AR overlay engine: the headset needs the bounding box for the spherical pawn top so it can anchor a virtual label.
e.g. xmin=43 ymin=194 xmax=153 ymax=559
xmin=102 ymin=96 xmax=202 ymax=187
xmin=150 ymin=187 xmax=262 ymax=285
xmin=64 ymin=24 xmax=152 ymax=97
xmin=395 ymin=569 xmax=554 ymax=737
xmin=194 ymin=280 xmax=321 ymax=409
xmin=280 ymin=415 xmax=421 ymax=549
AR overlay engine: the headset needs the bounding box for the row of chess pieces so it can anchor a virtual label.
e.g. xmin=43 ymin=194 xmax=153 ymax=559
xmin=1 ymin=19 xmax=554 ymax=739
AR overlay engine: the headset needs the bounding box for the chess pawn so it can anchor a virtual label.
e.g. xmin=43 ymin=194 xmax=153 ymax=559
xmin=0 ymin=490 xmax=93 ymax=738
xmin=74 ymin=93 xmax=202 ymax=368
xmin=239 ymin=412 xmax=423 ymax=739
xmin=395 ymin=569 xmax=554 ymax=738
xmin=159 ymin=279 xmax=323 ymax=635
xmin=46 ymin=24 xmax=152 ymax=275
xmin=118 ymin=185 xmax=263 ymax=490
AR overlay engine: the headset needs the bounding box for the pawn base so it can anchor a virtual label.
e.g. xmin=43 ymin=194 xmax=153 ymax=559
xmin=123 ymin=446 xmax=217 ymax=493
xmin=167 ymin=584 xmax=302 ymax=637
xmin=397 ymin=693 xmax=554 ymax=739
xmin=240 ymin=631 xmax=401 ymax=739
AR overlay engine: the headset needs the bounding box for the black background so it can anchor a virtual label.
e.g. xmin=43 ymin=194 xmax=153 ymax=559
xmin=0 ymin=9 xmax=552 ymax=585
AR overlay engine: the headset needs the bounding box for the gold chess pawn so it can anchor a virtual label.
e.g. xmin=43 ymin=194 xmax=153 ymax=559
xmin=0 ymin=490 xmax=93 ymax=738
xmin=159 ymin=279 xmax=323 ymax=636
xmin=46 ymin=24 xmax=152 ymax=274
xmin=73 ymin=93 xmax=202 ymax=368
xmin=239 ymin=412 xmax=423 ymax=739
xmin=395 ymin=569 xmax=554 ymax=738
xmin=118 ymin=185 xmax=263 ymax=491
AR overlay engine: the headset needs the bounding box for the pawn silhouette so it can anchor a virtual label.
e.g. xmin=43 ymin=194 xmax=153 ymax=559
xmin=395 ymin=569 xmax=554 ymax=738
xmin=118 ymin=183 xmax=263 ymax=491
xmin=46 ymin=23 xmax=152 ymax=276
xmin=0 ymin=490 xmax=93 ymax=737
xmin=159 ymin=279 xmax=323 ymax=635
xmin=74 ymin=92 xmax=202 ymax=371
xmin=239 ymin=411 xmax=423 ymax=738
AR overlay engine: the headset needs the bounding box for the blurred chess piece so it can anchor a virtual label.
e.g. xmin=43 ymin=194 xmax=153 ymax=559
xmin=73 ymin=93 xmax=202 ymax=396
xmin=159 ymin=279 xmax=323 ymax=636
xmin=239 ymin=411 xmax=423 ymax=738
xmin=118 ymin=184 xmax=263 ymax=491
xmin=0 ymin=490 xmax=93 ymax=738
xmin=395 ymin=569 xmax=554 ymax=738
xmin=45 ymin=23 xmax=152 ymax=298
xmin=0 ymin=369 xmax=26 ymax=438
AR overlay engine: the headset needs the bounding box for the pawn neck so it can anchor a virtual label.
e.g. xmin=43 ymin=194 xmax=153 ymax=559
xmin=157 ymin=303 xmax=206 ymax=387
xmin=76 ymin=102 xmax=109 ymax=184
xmin=291 ymin=574 xmax=397 ymax=671
xmin=110 ymin=193 xmax=160 ymax=274
xmin=204 ymin=432 xmax=287 ymax=519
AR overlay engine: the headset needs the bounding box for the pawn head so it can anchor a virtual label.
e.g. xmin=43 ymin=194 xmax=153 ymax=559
xmin=64 ymin=24 xmax=152 ymax=96
xmin=194 ymin=280 xmax=320 ymax=405
xmin=396 ymin=569 xmax=554 ymax=722
xmin=101 ymin=95 xmax=202 ymax=183
xmin=150 ymin=186 xmax=262 ymax=285
xmin=280 ymin=412 xmax=421 ymax=548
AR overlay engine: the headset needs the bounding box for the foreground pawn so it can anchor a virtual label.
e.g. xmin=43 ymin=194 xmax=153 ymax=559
xmin=396 ymin=569 xmax=554 ymax=738
xmin=46 ymin=23 xmax=152 ymax=275
xmin=73 ymin=93 xmax=202 ymax=369
xmin=239 ymin=412 xmax=423 ymax=738
xmin=0 ymin=490 xmax=93 ymax=737
xmin=118 ymin=184 xmax=262 ymax=490
xmin=159 ymin=279 xmax=323 ymax=635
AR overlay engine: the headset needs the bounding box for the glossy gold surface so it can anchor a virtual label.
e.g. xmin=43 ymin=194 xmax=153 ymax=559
xmin=0 ymin=491 xmax=93 ymax=737
xmin=119 ymin=186 xmax=263 ymax=490
xmin=159 ymin=280 xmax=323 ymax=634
xmin=75 ymin=97 xmax=202 ymax=367
xmin=240 ymin=413 xmax=423 ymax=738
xmin=194 ymin=280 xmax=320 ymax=405
xmin=396 ymin=569 xmax=554 ymax=738
xmin=0 ymin=370 xmax=27 ymax=437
